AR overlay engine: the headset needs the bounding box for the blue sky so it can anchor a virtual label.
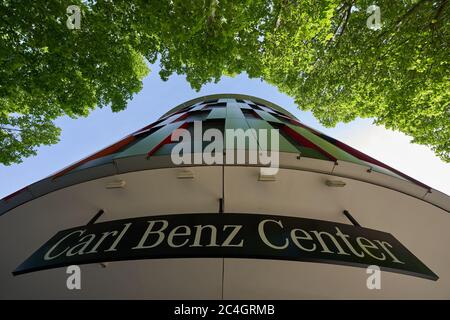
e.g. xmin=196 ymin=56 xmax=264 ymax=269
xmin=1 ymin=63 xmax=449 ymax=198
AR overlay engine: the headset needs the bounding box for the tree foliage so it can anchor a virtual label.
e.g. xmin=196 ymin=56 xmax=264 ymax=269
xmin=1 ymin=0 xmax=448 ymax=164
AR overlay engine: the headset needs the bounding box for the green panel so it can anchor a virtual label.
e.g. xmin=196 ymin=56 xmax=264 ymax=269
xmin=152 ymin=142 xmax=178 ymax=156
xmin=226 ymin=104 xmax=245 ymax=119
xmin=207 ymin=108 xmax=227 ymax=119
xmin=225 ymin=117 xmax=250 ymax=130
xmin=189 ymin=104 xmax=206 ymax=111
xmin=259 ymin=105 xmax=277 ymax=113
xmin=114 ymin=122 xmax=185 ymax=158
xmin=254 ymin=110 xmax=282 ymax=123
xmin=156 ymin=112 xmax=186 ymax=127
xmin=287 ymin=124 xmax=366 ymax=164
xmin=237 ymin=102 xmax=252 ymax=109
xmin=295 ymin=147 xmax=329 ymax=160
xmin=246 ymin=119 xmax=298 ymax=153
xmin=225 ymin=118 xmax=258 ymax=150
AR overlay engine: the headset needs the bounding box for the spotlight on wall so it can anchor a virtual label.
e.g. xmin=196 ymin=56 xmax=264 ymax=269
xmin=325 ymin=179 xmax=346 ymax=187
xmin=259 ymin=172 xmax=277 ymax=181
xmin=177 ymin=169 xmax=194 ymax=179
xmin=105 ymin=180 xmax=126 ymax=189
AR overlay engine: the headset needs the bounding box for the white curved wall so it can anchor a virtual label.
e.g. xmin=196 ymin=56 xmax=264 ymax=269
xmin=0 ymin=166 xmax=449 ymax=299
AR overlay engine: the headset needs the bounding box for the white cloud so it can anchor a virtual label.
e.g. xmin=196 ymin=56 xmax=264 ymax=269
xmin=335 ymin=123 xmax=450 ymax=195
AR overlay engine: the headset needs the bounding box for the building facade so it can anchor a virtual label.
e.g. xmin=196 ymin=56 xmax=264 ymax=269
xmin=0 ymin=94 xmax=449 ymax=299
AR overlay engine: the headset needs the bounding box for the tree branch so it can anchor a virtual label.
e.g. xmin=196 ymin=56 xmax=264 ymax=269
xmin=432 ymin=0 xmax=448 ymax=24
xmin=273 ymin=0 xmax=290 ymax=30
xmin=327 ymin=1 xmax=354 ymax=47
xmin=378 ymin=0 xmax=430 ymax=39
xmin=0 ymin=126 xmax=22 ymax=132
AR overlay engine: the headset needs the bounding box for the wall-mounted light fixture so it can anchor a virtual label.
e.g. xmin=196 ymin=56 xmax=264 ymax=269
xmin=325 ymin=179 xmax=346 ymax=187
xmin=177 ymin=169 xmax=194 ymax=179
xmin=105 ymin=180 xmax=126 ymax=189
xmin=259 ymin=172 xmax=277 ymax=181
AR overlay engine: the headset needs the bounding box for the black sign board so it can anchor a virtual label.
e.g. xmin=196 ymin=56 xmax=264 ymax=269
xmin=14 ymin=213 xmax=438 ymax=280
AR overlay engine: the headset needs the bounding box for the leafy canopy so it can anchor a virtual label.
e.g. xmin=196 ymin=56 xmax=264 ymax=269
xmin=1 ymin=0 xmax=448 ymax=164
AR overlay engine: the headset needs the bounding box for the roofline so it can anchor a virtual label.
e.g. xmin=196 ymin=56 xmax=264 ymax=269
xmin=0 ymin=154 xmax=449 ymax=216
xmin=160 ymin=93 xmax=297 ymax=119
xmin=1 ymin=94 xmax=448 ymax=216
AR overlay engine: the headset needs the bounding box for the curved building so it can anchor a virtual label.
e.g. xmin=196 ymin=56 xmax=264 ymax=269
xmin=0 ymin=94 xmax=449 ymax=299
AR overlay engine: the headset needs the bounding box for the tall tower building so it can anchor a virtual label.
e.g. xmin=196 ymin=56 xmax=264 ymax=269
xmin=1 ymin=94 xmax=449 ymax=299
